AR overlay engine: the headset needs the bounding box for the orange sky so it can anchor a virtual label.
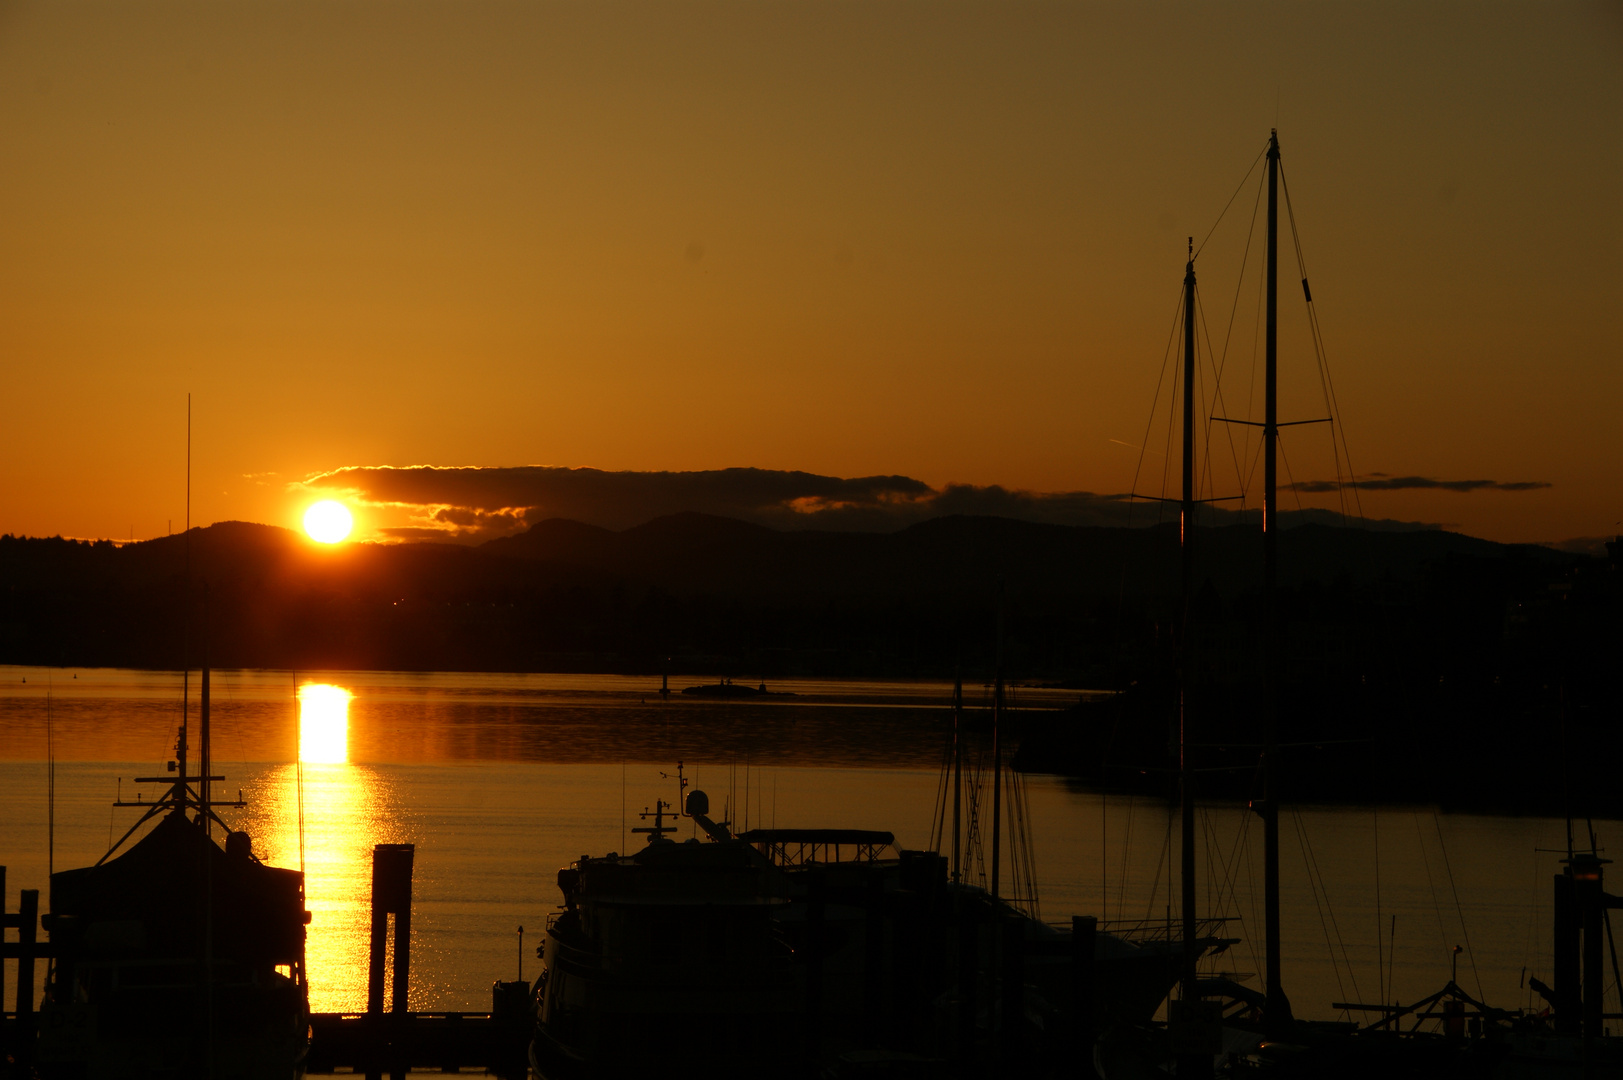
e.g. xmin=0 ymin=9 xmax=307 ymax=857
xmin=1 ymin=1 xmax=1617 ymax=546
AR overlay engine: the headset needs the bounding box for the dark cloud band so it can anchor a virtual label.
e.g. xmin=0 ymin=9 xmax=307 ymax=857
xmin=1289 ymin=475 xmax=1552 ymax=494
xmin=300 ymin=464 xmax=1449 ymax=541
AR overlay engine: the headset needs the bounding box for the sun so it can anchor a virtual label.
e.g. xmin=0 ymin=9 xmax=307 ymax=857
xmin=304 ymin=500 xmax=354 ymax=544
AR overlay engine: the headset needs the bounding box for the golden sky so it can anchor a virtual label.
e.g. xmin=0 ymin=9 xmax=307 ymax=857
xmin=1 ymin=1 xmax=1618 ymax=545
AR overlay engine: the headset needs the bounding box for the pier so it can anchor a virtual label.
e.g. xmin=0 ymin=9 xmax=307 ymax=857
xmin=1 ymin=852 xmax=529 ymax=1080
xmin=308 ymin=844 xmax=529 ymax=1078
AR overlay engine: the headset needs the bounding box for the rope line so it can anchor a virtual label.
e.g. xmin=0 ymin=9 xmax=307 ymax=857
xmin=1432 ymin=811 xmax=1486 ymax=999
xmin=1280 ymin=161 xmax=1366 ymax=525
xmin=1291 ymin=810 xmax=1351 ymax=1006
xmin=1194 ymin=143 xmax=1268 ymax=259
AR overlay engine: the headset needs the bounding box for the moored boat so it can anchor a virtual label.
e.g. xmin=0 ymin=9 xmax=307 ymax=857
xmin=35 ymin=666 xmax=311 ymax=1080
xmin=529 ymin=766 xmax=1228 ymax=1078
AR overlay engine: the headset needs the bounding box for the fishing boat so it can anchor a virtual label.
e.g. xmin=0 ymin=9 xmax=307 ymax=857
xmin=34 ymin=662 xmax=310 ymax=1079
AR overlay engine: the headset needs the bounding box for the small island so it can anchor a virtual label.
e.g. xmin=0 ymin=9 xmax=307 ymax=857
xmin=680 ymin=678 xmax=797 ymax=699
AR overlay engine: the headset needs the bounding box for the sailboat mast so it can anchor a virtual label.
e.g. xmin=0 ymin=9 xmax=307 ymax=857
xmin=1262 ymin=128 xmax=1287 ymax=1024
xmin=200 ymin=586 xmax=211 ymax=833
xmin=951 ymin=673 xmax=963 ymax=884
xmin=176 ymin=392 xmax=192 ymax=813
xmin=1180 ymin=240 xmax=1198 ymax=1007
xmin=990 ymin=599 xmax=1005 ymax=902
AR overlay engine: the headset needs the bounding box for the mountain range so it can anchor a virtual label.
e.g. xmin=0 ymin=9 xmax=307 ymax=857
xmin=0 ymin=511 xmax=1588 ymax=679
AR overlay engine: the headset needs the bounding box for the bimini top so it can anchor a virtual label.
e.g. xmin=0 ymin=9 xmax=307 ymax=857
xmin=49 ymin=811 xmax=305 ymax=965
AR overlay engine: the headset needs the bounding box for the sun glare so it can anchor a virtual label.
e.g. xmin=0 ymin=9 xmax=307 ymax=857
xmin=304 ymin=500 xmax=353 ymax=544
xmin=299 ymin=684 xmax=352 ymax=764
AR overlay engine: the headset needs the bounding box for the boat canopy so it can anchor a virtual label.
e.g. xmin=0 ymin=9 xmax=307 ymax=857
xmin=49 ymin=811 xmax=305 ymax=966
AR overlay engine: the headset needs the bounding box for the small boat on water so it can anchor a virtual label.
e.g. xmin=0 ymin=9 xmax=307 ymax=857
xmin=35 ymin=665 xmax=311 ymax=1080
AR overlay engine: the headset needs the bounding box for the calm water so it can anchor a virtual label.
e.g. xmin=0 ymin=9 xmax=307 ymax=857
xmin=0 ymin=666 xmax=1612 ymax=1025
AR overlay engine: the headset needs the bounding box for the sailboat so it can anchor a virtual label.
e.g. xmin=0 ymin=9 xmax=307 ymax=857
xmin=1159 ymin=130 xmax=1623 ymax=1080
xmin=932 ymin=615 xmax=1237 ymax=1061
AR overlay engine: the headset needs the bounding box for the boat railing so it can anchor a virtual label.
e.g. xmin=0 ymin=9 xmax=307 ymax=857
xmin=1045 ymin=916 xmax=1237 ymax=944
xmin=737 ymin=829 xmax=895 ymax=868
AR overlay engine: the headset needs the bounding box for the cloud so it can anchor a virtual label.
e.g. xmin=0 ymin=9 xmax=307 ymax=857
xmin=300 ymin=465 xmax=937 ymax=539
xmin=298 ymin=464 xmax=1445 ymax=542
xmin=1288 ymin=474 xmax=1552 ymax=494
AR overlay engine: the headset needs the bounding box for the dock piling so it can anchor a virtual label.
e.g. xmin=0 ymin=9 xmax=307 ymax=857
xmin=1000 ymin=914 xmax=1024 ymax=1072
xmin=367 ymin=843 xmax=416 ymax=1080
xmin=1 ymin=874 xmax=42 ymax=1072
xmin=1072 ymin=914 xmax=1096 ymax=1073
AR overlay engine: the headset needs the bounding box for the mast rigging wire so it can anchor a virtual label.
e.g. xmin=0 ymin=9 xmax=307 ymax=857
xmin=1279 ymin=163 xmax=1366 ymax=525
xmin=1374 ymin=808 xmax=1384 ymax=1007
xmin=1291 ymin=809 xmax=1363 ymax=1010
xmin=1194 ymin=145 xmax=1268 ymax=260
xmin=1204 ymin=164 xmax=1268 ymax=508
xmin=1431 ymin=812 xmax=1485 ymax=999
xmin=1413 ymin=812 xmax=1454 ymax=972
xmin=1195 ymin=286 xmax=1249 ymax=506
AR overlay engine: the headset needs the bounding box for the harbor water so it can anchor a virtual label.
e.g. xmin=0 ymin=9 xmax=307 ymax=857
xmin=0 ymin=666 xmax=1611 ymax=1023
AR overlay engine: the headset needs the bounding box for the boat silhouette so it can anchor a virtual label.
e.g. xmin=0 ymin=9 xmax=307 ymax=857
xmin=35 ymin=666 xmax=311 ymax=1079
xmin=34 ymin=422 xmax=311 ymax=1080
xmin=528 ymin=764 xmax=1227 ymax=1077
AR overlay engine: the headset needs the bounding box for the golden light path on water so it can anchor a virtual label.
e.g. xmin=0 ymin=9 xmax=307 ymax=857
xmin=254 ymin=681 xmax=409 ymax=1012
xmin=298 ymin=684 xmax=351 ymax=765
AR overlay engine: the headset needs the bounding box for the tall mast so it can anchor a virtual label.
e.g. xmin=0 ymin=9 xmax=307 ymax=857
xmin=1180 ymin=239 xmax=1198 ymax=1012
xmin=990 ymin=597 xmax=1005 ymax=902
xmin=176 ymin=392 xmax=191 ymax=814
xmin=200 ymin=586 xmax=211 ymax=833
xmin=1262 ymin=129 xmax=1289 ymax=1027
xmin=951 ymin=671 xmax=963 ymax=884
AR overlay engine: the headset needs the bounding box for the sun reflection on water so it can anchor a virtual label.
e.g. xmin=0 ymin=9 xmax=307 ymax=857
xmin=299 ymin=684 xmax=351 ymax=764
xmin=252 ymin=762 xmax=408 ymax=1012
xmin=243 ymin=682 xmax=411 ymax=1012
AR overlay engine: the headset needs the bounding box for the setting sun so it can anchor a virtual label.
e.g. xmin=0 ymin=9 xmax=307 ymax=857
xmin=304 ymin=500 xmax=353 ymax=544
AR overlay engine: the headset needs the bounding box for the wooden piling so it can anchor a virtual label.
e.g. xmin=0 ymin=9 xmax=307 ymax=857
xmin=366 ymin=843 xmax=416 ymax=1080
xmin=1000 ymin=914 xmax=1024 ymax=1072
xmin=956 ymin=897 xmax=978 ymax=1075
xmin=804 ymin=868 xmax=825 ymax=1075
xmin=1072 ymin=914 xmax=1096 ymax=1074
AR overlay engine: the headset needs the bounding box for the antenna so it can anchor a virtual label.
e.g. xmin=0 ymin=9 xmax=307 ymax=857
xmin=990 ymin=580 xmax=1005 ymax=902
xmin=47 ymin=684 xmax=55 ymax=879
xmin=660 ymin=761 xmax=690 ymax=819
xmin=295 ymin=673 xmax=306 ymax=878
xmin=632 ymin=800 xmax=677 ymax=842
xmin=179 ymin=393 xmax=191 ymax=816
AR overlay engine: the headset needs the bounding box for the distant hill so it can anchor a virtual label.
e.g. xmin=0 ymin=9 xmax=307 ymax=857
xmin=481 ymin=510 xmax=1524 ymax=600
xmin=0 ymin=512 xmax=1589 ymax=679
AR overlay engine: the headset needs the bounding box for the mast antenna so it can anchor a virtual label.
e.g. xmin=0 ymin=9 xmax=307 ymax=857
xmin=1260 ymin=127 xmax=1294 ymax=1032
xmin=1178 ymin=235 xmax=1199 ymax=1040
